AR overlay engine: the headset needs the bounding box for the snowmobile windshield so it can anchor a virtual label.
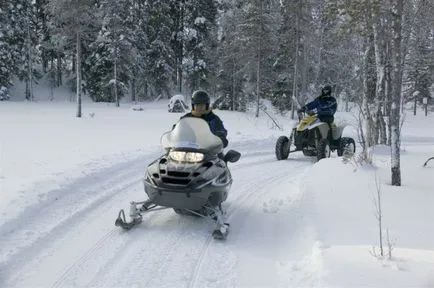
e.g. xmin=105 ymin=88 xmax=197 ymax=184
xmin=161 ymin=117 xmax=223 ymax=155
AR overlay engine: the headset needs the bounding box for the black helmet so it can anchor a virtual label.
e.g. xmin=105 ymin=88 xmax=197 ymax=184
xmin=321 ymin=85 xmax=332 ymax=96
xmin=191 ymin=90 xmax=210 ymax=111
xmin=191 ymin=90 xmax=210 ymax=105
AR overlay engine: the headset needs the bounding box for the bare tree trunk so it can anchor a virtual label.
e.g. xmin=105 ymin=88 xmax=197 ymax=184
xmin=176 ymin=1 xmax=184 ymax=94
xmin=231 ymin=58 xmax=236 ymax=111
xmin=255 ymin=0 xmax=263 ymax=118
xmin=256 ymin=54 xmax=260 ymax=118
xmin=291 ymin=6 xmax=299 ymax=120
xmin=49 ymin=58 xmax=55 ymax=101
xmin=114 ymin=56 xmax=119 ymax=107
xmin=27 ymin=16 xmax=34 ymax=102
xmin=76 ymin=31 xmax=82 ymax=118
xmin=390 ymin=0 xmax=404 ymax=186
xmin=57 ymin=53 xmax=62 ymax=87
xmin=300 ymin=38 xmax=308 ymax=103
xmin=372 ymin=4 xmax=387 ymax=144
xmin=314 ymin=2 xmax=325 ymax=89
xmin=131 ymin=75 xmax=136 ymax=102
xmin=385 ymin=39 xmax=393 ymax=146
xmin=362 ymin=40 xmax=374 ymax=153
xmin=399 ymin=0 xmax=412 ymax=115
xmin=378 ymin=109 xmax=388 ymax=144
xmin=131 ymin=0 xmax=137 ymax=103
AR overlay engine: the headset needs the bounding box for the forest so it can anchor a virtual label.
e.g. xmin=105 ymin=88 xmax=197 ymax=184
xmin=1 ymin=0 xmax=433 ymax=184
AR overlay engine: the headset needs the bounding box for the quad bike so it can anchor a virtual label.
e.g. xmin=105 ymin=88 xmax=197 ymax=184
xmin=275 ymin=109 xmax=356 ymax=161
xmin=115 ymin=117 xmax=241 ymax=240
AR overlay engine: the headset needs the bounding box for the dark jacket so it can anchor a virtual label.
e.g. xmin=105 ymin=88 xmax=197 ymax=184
xmin=179 ymin=111 xmax=229 ymax=147
xmin=305 ymin=95 xmax=337 ymax=117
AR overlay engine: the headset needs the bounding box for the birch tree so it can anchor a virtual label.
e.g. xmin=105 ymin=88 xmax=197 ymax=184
xmin=48 ymin=0 xmax=98 ymax=117
xmin=390 ymin=0 xmax=404 ymax=186
xmin=371 ymin=0 xmax=388 ymax=145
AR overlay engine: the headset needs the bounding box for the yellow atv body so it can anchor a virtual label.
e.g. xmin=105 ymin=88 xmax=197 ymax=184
xmin=275 ymin=112 xmax=355 ymax=161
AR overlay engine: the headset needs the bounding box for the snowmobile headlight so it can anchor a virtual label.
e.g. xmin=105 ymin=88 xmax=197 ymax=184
xmin=169 ymin=151 xmax=204 ymax=163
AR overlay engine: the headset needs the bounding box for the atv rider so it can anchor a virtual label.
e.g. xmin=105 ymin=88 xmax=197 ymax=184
xmin=298 ymin=85 xmax=337 ymax=141
xmin=178 ymin=90 xmax=229 ymax=148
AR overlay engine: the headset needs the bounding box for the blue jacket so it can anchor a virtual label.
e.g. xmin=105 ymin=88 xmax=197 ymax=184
xmin=305 ymin=95 xmax=337 ymax=117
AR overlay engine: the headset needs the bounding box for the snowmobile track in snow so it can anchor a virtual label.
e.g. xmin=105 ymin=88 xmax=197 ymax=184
xmin=50 ymin=153 xmax=309 ymax=288
xmin=0 ymin=153 xmax=160 ymax=286
xmin=188 ymin=161 xmax=309 ymax=288
xmin=1 ymin=139 xmax=313 ymax=287
xmin=50 ymin=150 xmax=279 ymax=287
xmin=51 ymin=150 xmax=297 ymax=287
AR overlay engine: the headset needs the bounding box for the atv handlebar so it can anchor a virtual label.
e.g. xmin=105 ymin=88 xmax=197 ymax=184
xmin=297 ymin=110 xmax=316 ymax=121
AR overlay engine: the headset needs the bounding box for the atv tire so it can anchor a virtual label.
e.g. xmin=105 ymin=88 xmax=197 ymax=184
xmin=275 ymin=136 xmax=290 ymax=160
xmin=338 ymin=137 xmax=356 ymax=157
xmin=317 ymin=139 xmax=331 ymax=161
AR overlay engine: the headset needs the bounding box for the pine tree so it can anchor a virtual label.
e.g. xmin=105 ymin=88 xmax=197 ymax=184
xmin=85 ymin=0 xmax=132 ymax=105
xmin=238 ymin=0 xmax=279 ymax=117
xmin=48 ymin=0 xmax=100 ymax=117
xmin=217 ymin=1 xmax=246 ymax=111
xmin=183 ymin=0 xmax=219 ymax=93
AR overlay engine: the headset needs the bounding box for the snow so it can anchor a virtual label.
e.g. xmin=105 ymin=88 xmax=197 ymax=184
xmin=195 ymin=17 xmax=206 ymax=25
xmin=0 ymin=88 xmax=434 ymax=287
xmin=169 ymin=93 xmax=187 ymax=104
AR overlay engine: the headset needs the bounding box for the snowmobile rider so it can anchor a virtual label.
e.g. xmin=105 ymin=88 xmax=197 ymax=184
xmin=179 ymin=90 xmax=229 ymax=148
xmin=298 ymin=85 xmax=337 ymax=140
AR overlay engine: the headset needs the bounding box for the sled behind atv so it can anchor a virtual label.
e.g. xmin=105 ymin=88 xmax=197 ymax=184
xmin=275 ymin=110 xmax=355 ymax=161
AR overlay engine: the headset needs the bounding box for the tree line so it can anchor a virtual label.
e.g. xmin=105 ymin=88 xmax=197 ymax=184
xmin=1 ymin=0 xmax=433 ymax=185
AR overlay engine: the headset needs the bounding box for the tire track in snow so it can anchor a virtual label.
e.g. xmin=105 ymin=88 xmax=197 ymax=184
xmin=0 ymin=152 xmax=160 ymax=286
xmin=68 ymin=151 xmax=288 ymax=287
xmin=2 ymin=138 xmax=303 ymax=287
xmin=1 ymin=177 xmax=142 ymax=287
xmin=51 ymin=210 xmax=171 ymax=288
xmin=51 ymin=229 xmax=118 ymax=288
xmin=192 ymin=163 xmax=314 ymax=288
xmin=188 ymin=161 xmax=310 ymax=288
xmin=24 ymin=146 xmax=282 ymax=287
xmin=50 ymin=149 xmax=291 ymax=287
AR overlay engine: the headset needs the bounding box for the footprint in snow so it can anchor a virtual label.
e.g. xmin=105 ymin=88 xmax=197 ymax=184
xmin=262 ymin=199 xmax=283 ymax=213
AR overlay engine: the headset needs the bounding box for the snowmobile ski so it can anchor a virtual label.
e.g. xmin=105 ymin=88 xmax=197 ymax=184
xmin=212 ymin=223 xmax=230 ymax=240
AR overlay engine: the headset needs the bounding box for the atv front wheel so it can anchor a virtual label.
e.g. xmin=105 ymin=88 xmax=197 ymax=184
xmin=275 ymin=136 xmax=290 ymax=160
xmin=338 ymin=137 xmax=356 ymax=157
xmin=317 ymin=139 xmax=331 ymax=161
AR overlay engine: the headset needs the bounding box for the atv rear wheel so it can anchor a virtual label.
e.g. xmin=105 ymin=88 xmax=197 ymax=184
xmin=338 ymin=137 xmax=356 ymax=157
xmin=275 ymin=136 xmax=290 ymax=160
xmin=317 ymin=139 xmax=331 ymax=161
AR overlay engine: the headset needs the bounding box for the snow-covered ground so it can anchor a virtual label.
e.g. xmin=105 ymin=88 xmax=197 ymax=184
xmin=0 ymin=92 xmax=433 ymax=287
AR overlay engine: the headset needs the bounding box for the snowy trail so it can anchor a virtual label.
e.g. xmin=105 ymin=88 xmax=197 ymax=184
xmin=189 ymin=157 xmax=320 ymax=288
xmin=0 ymin=139 xmax=319 ymax=287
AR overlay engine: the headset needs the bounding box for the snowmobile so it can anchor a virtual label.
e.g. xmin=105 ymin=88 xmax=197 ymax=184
xmin=275 ymin=99 xmax=355 ymax=161
xmin=115 ymin=117 xmax=241 ymax=240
